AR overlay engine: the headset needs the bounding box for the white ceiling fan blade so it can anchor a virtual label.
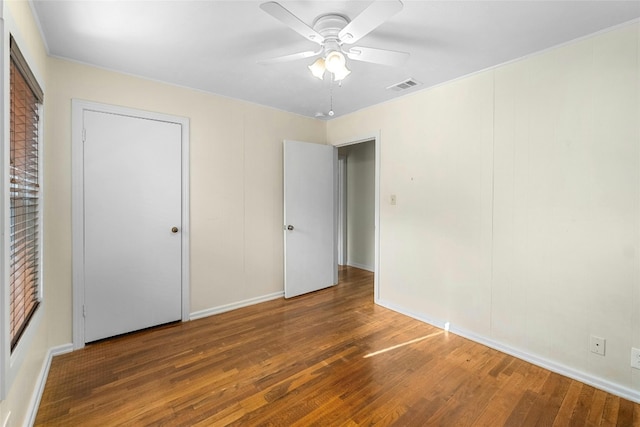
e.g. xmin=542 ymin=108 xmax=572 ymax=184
xmin=346 ymin=46 xmax=409 ymax=67
xmin=260 ymin=2 xmax=325 ymax=45
xmin=258 ymin=50 xmax=320 ymax=65
xmin=339 ymin=0 xmax=403 ymax=45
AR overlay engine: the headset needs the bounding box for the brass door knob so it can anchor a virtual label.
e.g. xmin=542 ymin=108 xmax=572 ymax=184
xmin=171 ymin=227 xmax=179 ymax=233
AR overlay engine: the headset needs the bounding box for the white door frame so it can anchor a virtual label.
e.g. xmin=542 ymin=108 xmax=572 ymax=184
xmin=71 ymin=100 xmax=190 ymax=349
xmin=334 ymin=132 xmax=380 ymax=301
xmin=337 ymin=155 xmax=347 ymax=266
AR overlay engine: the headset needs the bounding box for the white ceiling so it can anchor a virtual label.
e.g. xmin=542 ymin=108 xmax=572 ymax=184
xmin=31 ymin=1 xmax=640 ymax=119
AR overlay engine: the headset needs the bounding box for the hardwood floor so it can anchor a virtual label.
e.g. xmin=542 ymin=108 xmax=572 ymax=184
xmin=36 ymin=267 xmax=639 ymax=426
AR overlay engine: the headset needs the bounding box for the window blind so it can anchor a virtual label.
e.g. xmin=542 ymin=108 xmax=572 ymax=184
xmin=9 ymin=36 xmax=43 ymax=351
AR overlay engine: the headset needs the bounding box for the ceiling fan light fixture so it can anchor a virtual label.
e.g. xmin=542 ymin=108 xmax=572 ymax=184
xmin=332 ymin=65 xmax=351 ymax=81
xmin=260 ymin=0 xmax=407 ymax=93
xmin=324 ymin=50 xmax=346 ymax=73
xmin=308 ymin=57 xmax=326 ymax=79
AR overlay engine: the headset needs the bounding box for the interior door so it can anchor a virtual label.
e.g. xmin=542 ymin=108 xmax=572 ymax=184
xmin=83 ymin=110 xmax=182 ymax=342
xmin=284 ymin=140 xmax=337 ymax=298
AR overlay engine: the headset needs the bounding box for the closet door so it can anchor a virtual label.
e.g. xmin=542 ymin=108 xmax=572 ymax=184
xmin=83 ymin=110 xmax=182 ymax=342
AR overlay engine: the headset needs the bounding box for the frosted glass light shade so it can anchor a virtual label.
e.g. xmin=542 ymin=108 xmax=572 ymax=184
xmin=332 ymin=65 xmax=351 ymax=81
xmin=308 ymin=58 xmax=326 ymax=79
xmin=308 ymin=52 xmax=350 ymax=81
xmin=325 ymin=51 xmax=345 ymax=73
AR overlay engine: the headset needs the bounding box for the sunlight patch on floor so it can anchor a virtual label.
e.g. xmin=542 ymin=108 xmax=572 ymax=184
xmin=363 ymin=331 xmax=444 ymax=358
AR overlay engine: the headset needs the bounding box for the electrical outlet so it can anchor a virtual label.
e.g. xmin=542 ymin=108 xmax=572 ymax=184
xmin=631 ymin=347 xmax=640 ymax=369
xmin=590 ymin=335 xmax=606 ymax=356
xmin=390 ymin=194 xmax=397 ymax=205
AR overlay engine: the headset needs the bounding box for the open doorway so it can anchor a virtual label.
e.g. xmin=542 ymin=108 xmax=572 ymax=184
xmin=337 ymin=139 xmax=376 ymax=284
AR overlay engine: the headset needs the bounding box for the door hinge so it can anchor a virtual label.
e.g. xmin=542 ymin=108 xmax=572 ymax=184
xmin=82 ymin=305 xmax=86 ymax=317
xmin=82 ymin=128 xmax=86 ymax=142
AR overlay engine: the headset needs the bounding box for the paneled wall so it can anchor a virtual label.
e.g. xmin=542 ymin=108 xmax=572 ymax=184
xmin=328 ymin=22 xmax=640 ymax=399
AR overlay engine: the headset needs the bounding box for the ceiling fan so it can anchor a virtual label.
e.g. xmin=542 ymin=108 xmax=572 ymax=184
xmin=258 ymin=0 xmax=410 ymax=81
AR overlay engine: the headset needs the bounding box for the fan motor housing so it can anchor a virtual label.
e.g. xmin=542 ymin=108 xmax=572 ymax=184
xmin=313 ymin=14 xmax=349 ymax=40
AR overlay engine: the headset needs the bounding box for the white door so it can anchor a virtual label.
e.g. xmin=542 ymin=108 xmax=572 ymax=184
xmin=284 ymin=140 xmax=337 ymax=298
xmin=83 ymin=110 xmax=182 ymax=342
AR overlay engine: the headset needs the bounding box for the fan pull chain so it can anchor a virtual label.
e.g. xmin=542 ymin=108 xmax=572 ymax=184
xmin=329 ymin=81 xmax=335 ymax=116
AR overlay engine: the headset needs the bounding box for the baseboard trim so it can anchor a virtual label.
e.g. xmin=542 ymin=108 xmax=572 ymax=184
xmin=376 ymin=298 xmax=640 ymax=404
xmin=346 ymin=262 xmax=374 ymax=272
xmin=190 ymin=291 xmax=284 ymax=321
xmin=26 ymin=343 xmax=74 ymax=427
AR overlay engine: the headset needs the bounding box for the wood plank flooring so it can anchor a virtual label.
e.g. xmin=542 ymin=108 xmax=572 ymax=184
xmin=36 ymin=267 xmax=640 ymax=426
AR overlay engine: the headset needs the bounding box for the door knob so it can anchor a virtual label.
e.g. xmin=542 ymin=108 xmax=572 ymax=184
xmin=287 ymin=225 xmax=294 ymax=231
xmin=171 ymin=227 xmax=179 ymax=233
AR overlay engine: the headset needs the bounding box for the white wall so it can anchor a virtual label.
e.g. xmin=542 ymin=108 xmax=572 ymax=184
xmin=492 ymin=24 xmax=640 ymax=391
xmin=328 ymin=22 xmax=640 ymax=400
xmin=338 ymin=141 xmax=375 ymax=271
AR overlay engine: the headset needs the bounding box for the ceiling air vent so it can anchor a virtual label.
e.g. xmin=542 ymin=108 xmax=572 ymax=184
xmin=386 ymin=78 xmax=421 ymax=92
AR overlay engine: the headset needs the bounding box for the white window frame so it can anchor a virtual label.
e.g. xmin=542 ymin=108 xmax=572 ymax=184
xmin=0 ymin=8 xmax=46 ymax=399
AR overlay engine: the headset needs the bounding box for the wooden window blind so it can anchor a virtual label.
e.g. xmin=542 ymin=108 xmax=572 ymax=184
xmin=9 ymin=36 xmax=43 ymax=351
